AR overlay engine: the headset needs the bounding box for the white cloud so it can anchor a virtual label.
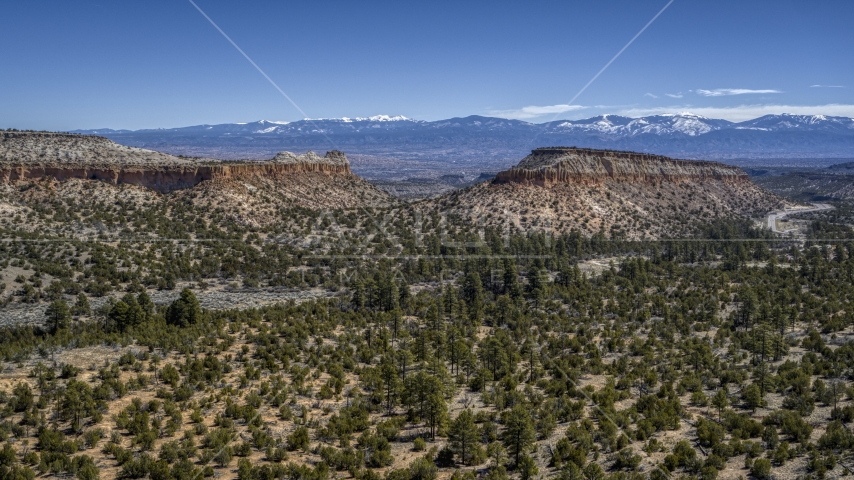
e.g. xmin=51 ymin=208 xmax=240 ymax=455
xmin=810 ymin=84 xmax=845 ymax=88
xmin=613 ymin=104 xmax=854 ymax=122
xmin=664 ymin=93 xmax=683 ymax=98
xmin=488 ymin=104 xmax=586 ymax=120
xmin=695 ymin=88 xmax=782 ymax=97
xmin=644 ymin=93 xmax=658 ymax=98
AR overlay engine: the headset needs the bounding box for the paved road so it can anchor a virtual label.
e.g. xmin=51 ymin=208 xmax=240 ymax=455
xmin=766 ymin=203 xmax=833 ymax=233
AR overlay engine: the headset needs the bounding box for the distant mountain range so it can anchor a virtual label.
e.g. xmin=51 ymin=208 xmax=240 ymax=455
xmin=72 ymin=113 xmax=854 ymax=171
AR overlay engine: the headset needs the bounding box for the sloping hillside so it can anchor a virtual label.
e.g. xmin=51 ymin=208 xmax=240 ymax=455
xmin=753 ymin=171 xmax=854 ymax=202
xmin=433 ymin=147 xmax=786 ymax=238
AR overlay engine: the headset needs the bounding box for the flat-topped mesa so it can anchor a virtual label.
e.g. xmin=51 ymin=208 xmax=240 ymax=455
xmin=0 ymin=131 xmax=183 ymax=167
xmin=267 ymin=150 xmax=351 ymax=173
xmin=493 ymin=147 xmax=749 ymax=186
xmin=0 ymin=132 xmax=351 ymax=192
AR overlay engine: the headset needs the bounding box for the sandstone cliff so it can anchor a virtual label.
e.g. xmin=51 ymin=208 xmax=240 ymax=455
xmin=493 ymin=147 xmax=749 ymax=186
xmin=0 ymin=132 xmax=352 ymax=193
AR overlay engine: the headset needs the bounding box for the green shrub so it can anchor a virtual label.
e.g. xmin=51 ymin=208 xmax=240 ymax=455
xmin=413 ymin=438 xmax=426 ymax=452
xmin=750 ymin=458 xmax=771 ymax=479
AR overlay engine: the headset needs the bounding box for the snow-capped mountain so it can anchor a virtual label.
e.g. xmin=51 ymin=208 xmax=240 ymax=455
xmin=345 ymin=115 xmax=411 ymax=122
xmin=79 ymin=117 xmax=421 ymax=136
xmin=548 ymin=115 xmax=634 ymax=134
xmin=72 ymin=112 xmax=854 ymax=163
xmin=734 ymin=114 xmax=854 ymax=133
xmin=424 ymin=115 xmax=533 ymax=130
xmin=546 ymin=113 xmax=733 ymax=137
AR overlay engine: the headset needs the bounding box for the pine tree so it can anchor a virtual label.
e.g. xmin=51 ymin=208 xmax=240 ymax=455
xmin=72 ymin=293 xmax=90 ymax=316
xmin=742 ymin=384 xmax=764 ymax=412
xmin=425 ymin=391 xmax=447 ymax=440
xmin=461 ymin=271 xmax=484 ymax=323
xmin=399 ymin=282 xmax=412 ymax=313
xmin=45 ymin=299 xmax=71 ymax=334
xmin=526 ymin=262 xmax=546 ymax=306
xmin=502 ymin=405 xmax=535 ymax=467
xmin=443 ymin=284 xmax=457 ymax=320
xmin=449 ymin=409 xmax=480 ymax=465
xmin=397 ymin=342 xmax=414 ymax=383
xmin=502 ymin=259 xmax=521 ymax=299
xmin=166 ymin=288 xmax=202 ymax=327
xmin=712 ymin=388 xmax=729 ymax=420
xmin=737 ymin=288 xmax=757 ymax=329
xmin=379 ymin=355 xmax=399 ymax=415
xmin=517 ymin=454 xmax=538 ymax=480
xmin=352 ymin=280 xmax=366 ymax=310
xmin=773 ymin=305 xmax=785 ymax=360
xmin=137 ymin=291 xmax=154 ymax=318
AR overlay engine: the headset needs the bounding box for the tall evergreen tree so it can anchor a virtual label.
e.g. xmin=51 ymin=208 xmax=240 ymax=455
xmin=461 ymin=271 xmax=484 ymax=323
xmin=425 ymin=391 xmax=447 ymax=440
xmin=72 ymin=293 xmax=90 ymax=316
xmin=351 ymin=280 xmax=366 ymax=310
xmin=379 ymin=355 xmax=399 ymax=415
xmin=110 ymin=293 xmax=146 ymax=331
xmin=449 ymin=409 xmax=480 ymax=465
xmin=502 ymin=405 xmax=535 ymax=467
xmin=166 ymin=288 xmax=202 ymax=327
xmin=502 ymin=259 xmax=521 ymax=299
xmin=45 ymin=299 xmax=72 ymax=334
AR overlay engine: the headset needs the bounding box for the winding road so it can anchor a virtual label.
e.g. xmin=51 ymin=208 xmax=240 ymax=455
xmin=766 ymin=203 xmax=833 ymax=233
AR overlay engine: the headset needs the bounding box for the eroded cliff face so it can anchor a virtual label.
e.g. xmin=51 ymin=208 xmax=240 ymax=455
xmin=0 ymin=133 xmax=352 ymax=193
xmin=0 ymin=161 xmax=352 ymax=193
xmin=493 ymin=147 xmax=749 ymax=186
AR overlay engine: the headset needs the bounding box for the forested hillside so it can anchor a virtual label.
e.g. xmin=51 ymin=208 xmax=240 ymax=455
xmin=0 ymin=140 xmax=851 ymax=480
xmin=0 ymin=203 xmax=853 ymax=479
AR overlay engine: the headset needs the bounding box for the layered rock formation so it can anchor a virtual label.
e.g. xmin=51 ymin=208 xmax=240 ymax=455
xmin=493 ymin=147 xmax=749 ymax=186
xmin=0 ymin=132 xmax=351 ymax=193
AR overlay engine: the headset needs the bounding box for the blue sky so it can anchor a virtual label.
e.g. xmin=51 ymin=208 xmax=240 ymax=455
xmin=1 ymin=0 xmax=852 ymax=130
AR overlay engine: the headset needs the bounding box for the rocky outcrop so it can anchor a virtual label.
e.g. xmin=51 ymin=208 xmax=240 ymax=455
xmin=0 ymin=133 xmax=352 ymax=193
xmin=493 ymin=147 xmax=750 ymax=187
